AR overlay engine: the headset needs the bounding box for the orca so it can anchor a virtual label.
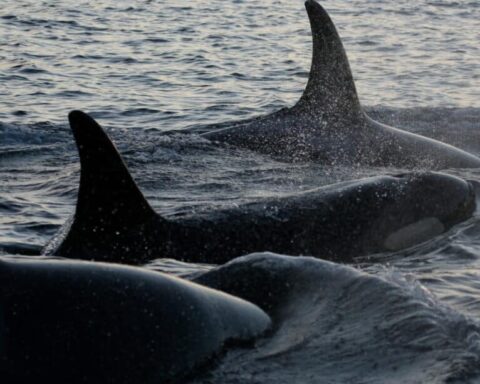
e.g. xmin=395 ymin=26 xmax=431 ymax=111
xmin=0 ymin=256 xmax=270 ymax=384
xmin=193 ymin=252 xmax=301 ymax=320
xmin=198 ymin=0 xmax=480 ymax=169
xmin=43 ymin=111 xmax=476 ymax=264
xmin=193 ymin=252 xmax=338 ymax=321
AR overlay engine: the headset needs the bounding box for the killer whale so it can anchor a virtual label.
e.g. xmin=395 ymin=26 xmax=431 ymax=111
xmin=43 ymin=111 xmax=475 ymax=264
xmin=0 ymin=256 xmax=270 ymax=384
xmin=193 ymin=252 xmax=337 ymax=319
xmin=198 ymin=0 xmax=480 ymax=169
xmin=194 ymin=252 xmax=301 ymax=320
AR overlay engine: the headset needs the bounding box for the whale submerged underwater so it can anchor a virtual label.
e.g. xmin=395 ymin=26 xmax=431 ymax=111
xmin=1 ymin=0 xmax=480 ymax=383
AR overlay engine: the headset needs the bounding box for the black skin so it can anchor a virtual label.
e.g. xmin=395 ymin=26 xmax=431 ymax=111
xmin=197 ymin=0 xmax=480 ymax=169
xmin=193 ymin=253 xmax=295 ymax=320
xmin=0 ymin=258 xmax=269 ymax=384
xmin=43 ymin=111 xmax=475 ymax=265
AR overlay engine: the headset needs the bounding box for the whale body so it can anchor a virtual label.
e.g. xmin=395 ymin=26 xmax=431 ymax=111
xmin=43 ymin=111 xmax=476 ymax=264
xmin=0 ymin=257 xmax=270 ymax=384
xmin=198 ymin=0 xmax=480 ymax=169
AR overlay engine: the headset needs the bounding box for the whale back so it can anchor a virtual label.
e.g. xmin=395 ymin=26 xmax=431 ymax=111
xmin=0 ymin=258 xmax=270 ymax=383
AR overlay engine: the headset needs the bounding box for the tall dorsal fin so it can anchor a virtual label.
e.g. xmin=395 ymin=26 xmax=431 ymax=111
xmin=295 ymin=1 xmax=361 ymax=117
xmin=68 ymin=110 xmax=156 ymax=227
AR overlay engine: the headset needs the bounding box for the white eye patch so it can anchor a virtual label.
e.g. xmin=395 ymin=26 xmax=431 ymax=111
xmin=384 ymin=218 xmax=445 ymax=251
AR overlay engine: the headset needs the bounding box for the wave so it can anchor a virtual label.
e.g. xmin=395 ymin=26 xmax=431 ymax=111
xmin=189 ymin=253 xmax=480 ymax=383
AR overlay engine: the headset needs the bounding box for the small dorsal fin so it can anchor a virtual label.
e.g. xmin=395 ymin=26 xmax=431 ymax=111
xmin=295 ymin=1 xmax=361 ymax=117
xmin=68 ymin=110 xmax=156 ymax=227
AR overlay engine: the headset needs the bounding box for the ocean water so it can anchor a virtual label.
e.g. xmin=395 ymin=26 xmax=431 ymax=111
xmin=1 ymin=0 xmax=480 ymax=382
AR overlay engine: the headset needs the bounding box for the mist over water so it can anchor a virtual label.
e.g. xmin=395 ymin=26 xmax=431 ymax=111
xmin=1 ymin=0 xmax=480 ymax=383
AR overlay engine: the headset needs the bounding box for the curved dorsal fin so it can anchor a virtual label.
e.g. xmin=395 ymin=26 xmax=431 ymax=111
xmin=295 ymin=1 xmax=361 ymax=117
xmin=68 ymin=110 xmax=156 ymax=227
